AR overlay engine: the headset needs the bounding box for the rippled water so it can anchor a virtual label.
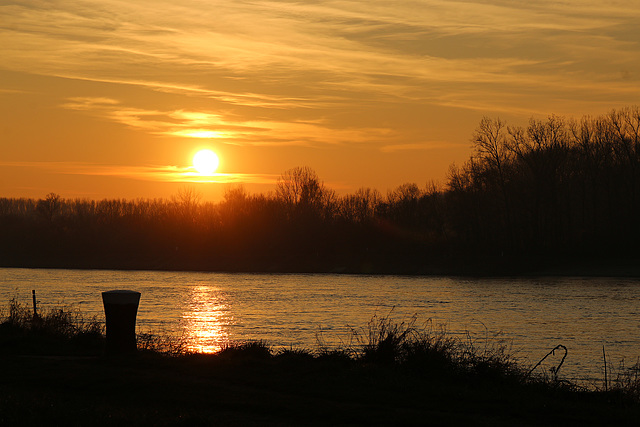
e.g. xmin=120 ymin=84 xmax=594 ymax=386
xmin=2 ymin=268 xmax=639 ymax=381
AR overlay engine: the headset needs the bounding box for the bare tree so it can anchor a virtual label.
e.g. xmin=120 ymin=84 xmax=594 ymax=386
xmin=171 ymin=186 xmax=201 ymax=222
xmin=473 ymin=117 xmax=511 ymax=179
xmin=276 ymin=166 xmax=326 ymax=210
xmin=472 ymin=117 xmax=515 ymax=245
xmin=36 ymin=193 xmax=61 ymax=221
xmin=387 ymin=183 xmax=421 ymax=205
xmin=339 ymin=187 xmax=381 ymax=223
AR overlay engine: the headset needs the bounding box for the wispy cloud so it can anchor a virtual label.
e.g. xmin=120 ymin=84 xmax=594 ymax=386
xmin=0 ymin=161 xmax=279 ymax=185
xmin=1 ymin=0 xmax=639 ymax=147
xmin=0 ymin=88 xmax=29 ymax=94
xmin=380 ymin=142 xmax=464 ymax=153
xmin=61 ymin=96 xmax=394 ymax=146
xmin=3 ymin=0 xmax=638 ymax=113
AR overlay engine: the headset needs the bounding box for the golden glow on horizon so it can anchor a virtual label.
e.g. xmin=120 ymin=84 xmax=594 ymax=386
xmin=193 ymin=149 xmax=220 ymax=175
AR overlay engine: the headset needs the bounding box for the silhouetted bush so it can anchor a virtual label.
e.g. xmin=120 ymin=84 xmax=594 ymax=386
xmin=0 ymin=299 xmax=103 ymax=355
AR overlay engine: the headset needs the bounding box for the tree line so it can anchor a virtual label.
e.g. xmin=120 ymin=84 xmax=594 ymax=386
xmin=1 ymin=106 xmax=639 ymax=274
xmin=448 ymin=106 xmax=640 ymax=268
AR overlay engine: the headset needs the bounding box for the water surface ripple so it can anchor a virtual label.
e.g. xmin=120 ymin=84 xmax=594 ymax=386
xmin=2 ymin=268 xmax=639 ymax=381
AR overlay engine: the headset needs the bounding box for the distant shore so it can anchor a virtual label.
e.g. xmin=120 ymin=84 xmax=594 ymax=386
xmin=3 ymin=255 xmax=640 ymax=278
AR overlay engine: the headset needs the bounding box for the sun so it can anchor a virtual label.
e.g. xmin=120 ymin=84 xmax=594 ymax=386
xmin=193 ymin=149 xmax=219 ymax=175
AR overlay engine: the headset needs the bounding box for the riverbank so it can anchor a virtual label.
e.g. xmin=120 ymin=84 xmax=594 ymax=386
xmin=2 ymin=303 xmax=640 ymax=426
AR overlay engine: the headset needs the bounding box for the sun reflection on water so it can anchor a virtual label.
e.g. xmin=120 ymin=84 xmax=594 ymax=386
xmin=182 ymin=286 xmax=231 ymax=353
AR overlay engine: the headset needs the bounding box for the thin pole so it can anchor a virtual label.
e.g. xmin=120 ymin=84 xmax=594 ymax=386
xmin=603 ymin=345 xmax=608 ymax=392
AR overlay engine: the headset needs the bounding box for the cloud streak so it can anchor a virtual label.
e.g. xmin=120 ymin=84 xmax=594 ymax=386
xmin=2 ymin=0 xmax=638 ymax=117
xmin=0 ymin=161 xmax=278 ymax=185
xmin=380 ymin=142 xmax=464 ymax=153
xmin=61 ymin=96 xmax=394 ymax=146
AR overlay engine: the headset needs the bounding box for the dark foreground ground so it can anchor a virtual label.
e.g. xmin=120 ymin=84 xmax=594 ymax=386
xmin=3 ymin=300 xmax=640 ymax=427
xmin=2 ymin=350 xmax=640 ymax=427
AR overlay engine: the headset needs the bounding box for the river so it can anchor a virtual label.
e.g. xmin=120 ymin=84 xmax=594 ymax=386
xmin=2 ymin=267 xmax=639 ymax=382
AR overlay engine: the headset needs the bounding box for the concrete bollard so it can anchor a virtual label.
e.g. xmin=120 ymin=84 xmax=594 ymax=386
xmin=102 ymin=290 xmax=141 ymax=356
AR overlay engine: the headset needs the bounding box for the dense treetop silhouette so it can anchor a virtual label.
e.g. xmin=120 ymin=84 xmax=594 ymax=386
xmin=2 ymin=107 xmax=639 ymax=274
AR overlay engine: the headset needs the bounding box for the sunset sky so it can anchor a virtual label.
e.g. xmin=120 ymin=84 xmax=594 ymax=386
xmin=1 ymin=0 xmax=639 ymax=201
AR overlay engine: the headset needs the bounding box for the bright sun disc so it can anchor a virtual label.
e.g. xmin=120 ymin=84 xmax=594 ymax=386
xmin=193 ymin=149 xmax=219 ymax=175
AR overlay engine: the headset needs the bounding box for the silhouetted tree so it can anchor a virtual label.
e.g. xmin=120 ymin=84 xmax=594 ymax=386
xmin=275 ymin=166 xmax=335 ymax=220
xmin=36 ymin=193 xmax=61 ymax=222
xmin=471 ymin=117 xmax=516 ymax=250
xmin=171 ymin=186 xmax=201 ymax=224
xmin=339 ymin=187 xmax=381 ymax=223
xmin=609 ymin=107 xmax=640 ymax=227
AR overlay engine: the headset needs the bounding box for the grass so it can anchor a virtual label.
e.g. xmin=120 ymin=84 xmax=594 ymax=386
xmin=2 ymin=303 xmax=640 ymax=425
xmin=0 ymin=299 xmax=104 ymax=356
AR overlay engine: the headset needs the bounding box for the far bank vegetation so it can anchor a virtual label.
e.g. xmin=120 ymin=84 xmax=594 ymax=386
xmin=1 ymin=107 xmax=639 ymax=274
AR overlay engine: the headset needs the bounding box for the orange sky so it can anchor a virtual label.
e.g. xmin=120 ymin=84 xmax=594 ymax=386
xmin=1 ymin=1 xmax=639 ymax=201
